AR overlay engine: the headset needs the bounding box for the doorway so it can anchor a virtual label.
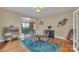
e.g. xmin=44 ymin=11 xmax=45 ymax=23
xmin=21 ymin=17 xmax=35 ymax=35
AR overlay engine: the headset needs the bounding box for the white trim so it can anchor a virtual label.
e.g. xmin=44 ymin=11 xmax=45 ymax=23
xmin=55 ymin=36 xmax=65 ymax=39
xmin=73 ymin=8 xmax=79 ymax=52
xmin=73 ymin=47 xmax=78 ymax=52
xmin=73 ymin=10 xmax=75 ymax=51
xmin=0 ymin=40 xmax=5 ymax=42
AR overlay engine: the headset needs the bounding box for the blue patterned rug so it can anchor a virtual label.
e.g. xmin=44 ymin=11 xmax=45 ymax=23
xmin=21 ymin=39 xmax=61 ymax=52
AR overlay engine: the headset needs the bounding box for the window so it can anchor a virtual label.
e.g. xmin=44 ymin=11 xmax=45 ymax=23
xmin=22 ymin=22 xmax=30 ymax=28
xmin=26 ymin=23 xmax=29 ymax=28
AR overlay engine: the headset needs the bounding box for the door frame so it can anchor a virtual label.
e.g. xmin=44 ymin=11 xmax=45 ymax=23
xmin=73 ymin=8 xmax=79 ymax=51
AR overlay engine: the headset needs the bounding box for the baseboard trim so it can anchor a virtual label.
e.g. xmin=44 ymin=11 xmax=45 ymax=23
xmin=0 ymin=40 xmax=5 ymax=42
xmin=73 ymin=47 xmax=78 ymax=52
xmin=55 ymin=36 xmax=65 ymax=40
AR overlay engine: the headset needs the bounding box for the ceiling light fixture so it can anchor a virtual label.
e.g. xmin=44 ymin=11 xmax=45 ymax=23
xmin=34 ymin=7 xmax=42 ymax=13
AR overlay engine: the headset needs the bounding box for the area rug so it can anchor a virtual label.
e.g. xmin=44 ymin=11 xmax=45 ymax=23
xmin=21 ymin=39 xmax=61 ymax=52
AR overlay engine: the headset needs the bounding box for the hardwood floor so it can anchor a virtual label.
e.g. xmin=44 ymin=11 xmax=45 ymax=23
xmin=0 ymin=42 xmax=6 ymax=49
xmin=49 ymin=38 xmax=73 ymax=52
xmin=0 ymin=40 xmax=30 ymax=52
xmin=0 ymin=38 xmax=74 ymax=52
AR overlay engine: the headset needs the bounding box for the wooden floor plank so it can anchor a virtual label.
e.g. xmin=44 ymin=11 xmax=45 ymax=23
xmin=0 ymin=38 xmax=74 ymax=52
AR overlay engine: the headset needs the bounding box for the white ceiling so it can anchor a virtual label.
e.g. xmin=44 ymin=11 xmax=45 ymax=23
xmin=0 ymin=7 xmax=78 ymax=18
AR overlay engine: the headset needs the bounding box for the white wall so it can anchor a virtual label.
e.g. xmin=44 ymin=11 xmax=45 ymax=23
xmin=0 ymin=9 xmax=74 ymax=41
xmin=37 ymin=10 xmax=73 ymax=39
xmin=0 ymin=9 xmax=37 ymax=42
